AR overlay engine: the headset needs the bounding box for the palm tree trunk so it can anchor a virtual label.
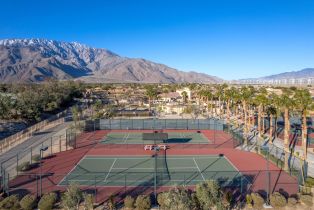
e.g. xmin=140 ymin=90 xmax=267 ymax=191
xmin=270 ymin=115 xmax=273 ymax=143
xmin=226 ymin=100 xmax=230 ymax=123
xmin=210 ymin=97 xmax=214 ymax=117
xmin=258 ymin=105 xmax=262 ymax=138
xmin=274 ymin=117 xmax=278 ymax=138
xmin=218 ymin=97 xmax=221 ymax=118
xmin=262 ymin=113 xmax=265 ymax=134
xmin=243 ymin=101 xmax=248 ymax=145
xmin=302 ymin=111 xmax=308 ymax=160
xmin=284 ymin=108 xmax=290 ymax=171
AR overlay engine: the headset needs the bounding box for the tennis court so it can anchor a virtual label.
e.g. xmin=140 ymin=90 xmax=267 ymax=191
xmin=101 ymin=131 xmax=211 ymax=144
xmin=59 ymin=155 xmax=250 ymax=188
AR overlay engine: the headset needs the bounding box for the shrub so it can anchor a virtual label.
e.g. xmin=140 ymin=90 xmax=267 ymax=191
xmin=158 ymin=187 xmax=196 ymax=210
xmin=305 ymin=177 xmax=314 ymax=187
xmin=38 ymin=192 xmax=57 ymax=210
xmin=0 ymin=195 xmax=20 ymax=210
xmin=83 ymin=193 xmax=94 ymax=210
xmin=157 ymin=193 xmax=166 ymax=208
xmin=251 ymin=193 xmax=264 ymax=209
xmin=222 ymin=190 xmax=232 ymax=208
xmin=135 ymin=195 xmax=151 ymax=210
xmin=17 ymin=161 xmax=31 ymax=172
xmin=107 ymin=194 xmax=116 ymax=210
xmin=287 ymin=197 xmax=298 ymax=206
xmin=20 ymin=194 xmax=37 ymax=210
xmin=32 ymin=154 xmax=41 ymax=163
xmin=246 ymin=194 xmax=253 ymax=207
xmin=300 ymin=194 xmax=313 ymax=207
xmin=61 ymin=183 xmax=82 ymax=210
xmin=124 ymin=196 xmax=135 ymax=209
xmin=196 ymin=180 xmax=222 ymax=209
xmin=269 ymin=192 xmax=286 ymax=208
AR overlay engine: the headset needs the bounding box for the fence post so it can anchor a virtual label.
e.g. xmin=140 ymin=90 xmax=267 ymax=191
xmin=36 ymin=175 xmax=39 ymax=197
xmin=16 ymin=154 xmax=19 ymax=176
xmin=50 ymin=137 xmax=53 ymax=155
xmin=240 ymin=176 xmax=243 ymax=194
xmin=94 ymin=175 xmax=97 ymax=201
xmin=59 ymin=136 xmax=62 ymax=152
xmin=125 ymin=174 xmax=127 ymax=195
xmin=30 ymin=147 xmax=33 ymax=165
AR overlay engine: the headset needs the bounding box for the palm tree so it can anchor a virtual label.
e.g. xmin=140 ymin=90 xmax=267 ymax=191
xmin=199 ymin=89 xmax=213 ymax=117
xmin=294 ymin=89 xmax=313 ymax=161
xmin=278 ymin=88 xmax=295 ymax=171
xmin=266 ymin=93 xmax=279 ymax=143
xmin=145 ymin=85 xmax=158 ymax=110
xmin=181 ymin=91 xmax=188 ymax=104
xmin=240 ymin=86 xmax=255 ymax=145
xmin=214 ymin=84 xmax=227 ymax=118
xmin=224 ymin=87 xmax=236 ymax=124
xmin=255 ymin=88 xmax=268 ymax=140
xmin=230 ymin=90 xmax=241 ymax=128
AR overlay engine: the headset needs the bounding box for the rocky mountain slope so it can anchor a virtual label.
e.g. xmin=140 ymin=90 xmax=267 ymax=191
xmin=0 ymin=39 xmax=222 ymax=83
xmin=239 ymin=68 xmax=314 ymax=82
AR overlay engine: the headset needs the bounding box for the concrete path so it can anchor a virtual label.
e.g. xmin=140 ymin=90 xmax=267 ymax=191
xmin=0 ymin=121 xmax=71 ymax=174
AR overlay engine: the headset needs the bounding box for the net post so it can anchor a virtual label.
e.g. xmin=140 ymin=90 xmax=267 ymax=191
xmin=198 ymin=119 xmax=200 ymax=129
xmin=131 ymin=118 xmax=133 ymax=129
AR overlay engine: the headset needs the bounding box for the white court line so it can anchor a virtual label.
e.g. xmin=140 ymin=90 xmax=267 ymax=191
xmin=111 ymin=167 xmax=198 ymax=170
xmin=83 ymin=155 xmax=223 ymax=160
xmin=193 ymin=158 xmax=205 ymax=181
xmin=123 ymin=133 xmax=130 ymax=143
xmin=122 ymin=134 xmax=127 ymax=142
xmin=104 ymin=158 xmax=117 ymax=183
xmin=58 ymin=155 xmax=87 ymax=186
xmin=224 ymin=156 xmax=251 ymax=185
xmin=59 ymin=179 xmax=205 ymax=184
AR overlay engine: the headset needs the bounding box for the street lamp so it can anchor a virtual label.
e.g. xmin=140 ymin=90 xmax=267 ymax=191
xmin=261 ymin=145 xmax=272 ymax=208
xmin=39 ymin=146 xmax=48 ymax=197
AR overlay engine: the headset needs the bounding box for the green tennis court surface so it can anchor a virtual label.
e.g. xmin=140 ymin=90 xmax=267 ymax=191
xmin=101 ymin=132 xmax=210 ymax=144
xmin=59 ymin=155 xmax=250 ymax=187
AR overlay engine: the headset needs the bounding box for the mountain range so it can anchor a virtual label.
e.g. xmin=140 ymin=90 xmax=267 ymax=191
xmin=239 ymin=68 xmax=314 ymax=81
xmin=0 ymin=39 xmax=222 ymax=84
xmin=1 ymin=38 xmax=313 ymax=84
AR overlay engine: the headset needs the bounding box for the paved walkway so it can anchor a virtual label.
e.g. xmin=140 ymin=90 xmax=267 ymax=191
xmin=0 ymin=121 xmax=71 ymax=173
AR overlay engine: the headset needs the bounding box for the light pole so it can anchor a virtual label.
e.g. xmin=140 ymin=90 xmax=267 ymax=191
xmin=153 ymin=145 xmax=160 ymax=205
xmin=261 ymin=145 xmax=272 ymax=208
xmin=39 ymin=146 xmax=48 ymax=197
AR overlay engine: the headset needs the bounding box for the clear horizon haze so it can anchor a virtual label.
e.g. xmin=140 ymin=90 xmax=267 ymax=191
xmin=1 ymin=0 xmax=314 ymax=80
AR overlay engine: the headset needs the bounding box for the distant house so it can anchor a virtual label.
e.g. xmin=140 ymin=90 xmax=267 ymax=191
xmin=159 ymin=92 xmax=182 ymax=102
xmin=161 ymin=103 xmax=187 ymax=115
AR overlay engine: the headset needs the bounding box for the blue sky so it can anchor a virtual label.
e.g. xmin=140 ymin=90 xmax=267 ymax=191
xmin=1 ymin=0 xmax=314 ymax=80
